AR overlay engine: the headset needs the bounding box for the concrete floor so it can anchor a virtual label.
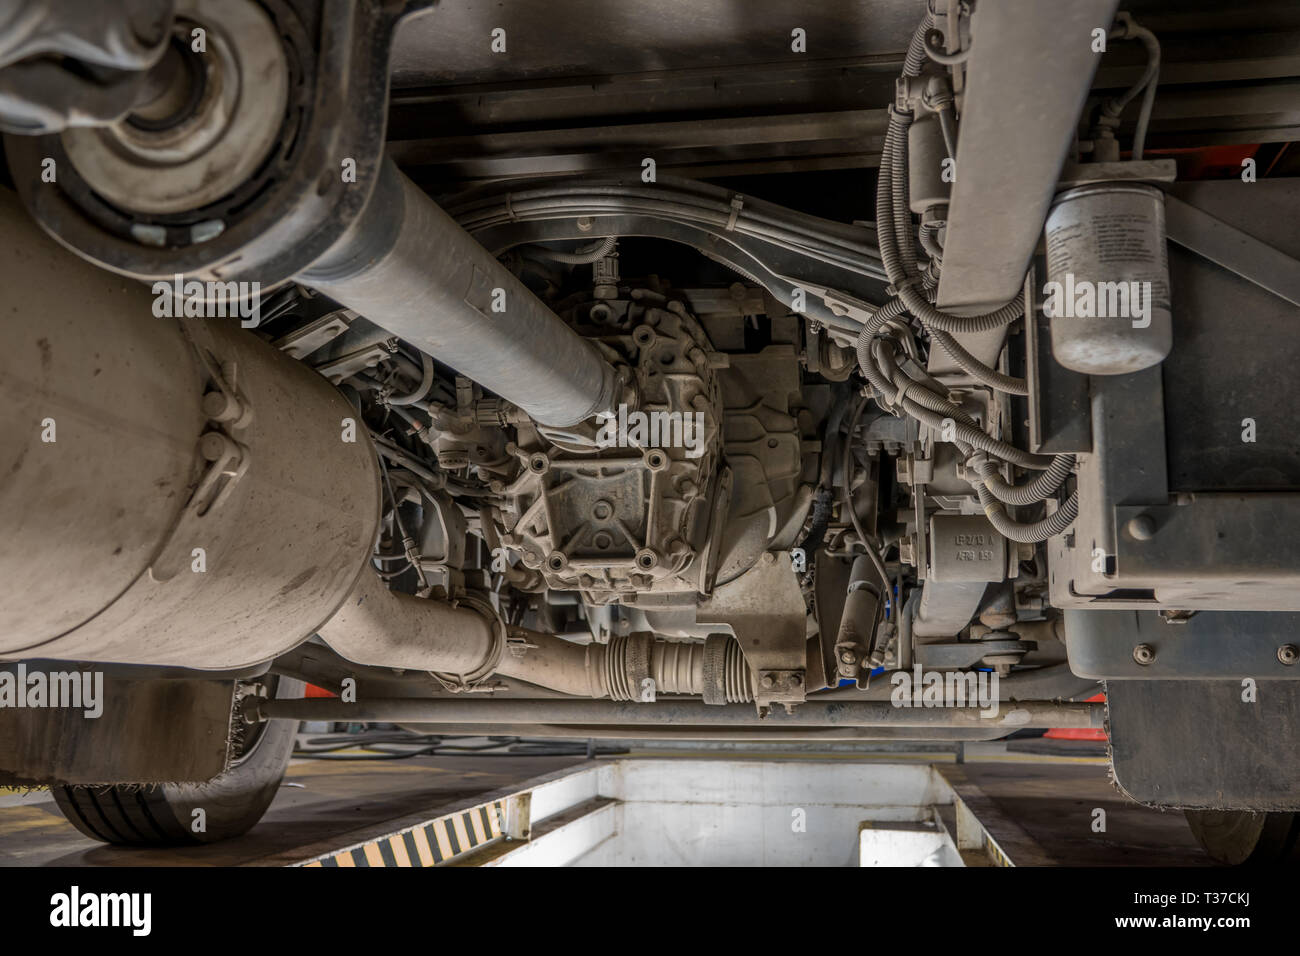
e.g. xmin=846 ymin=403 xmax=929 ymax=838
xmin=0 ymin=753 xmax=586 ymax=867
xmin=0 ymin=744 xmax=1216 ymax=866
xmin=938 ymin=762 xmax=1215 ymax=866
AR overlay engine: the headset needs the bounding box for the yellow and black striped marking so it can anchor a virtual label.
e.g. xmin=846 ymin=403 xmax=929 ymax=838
xmin=982 ymin=831 xmax=1014 ymax=868
xmin=302 ymin=799 xmax=505 ymax=867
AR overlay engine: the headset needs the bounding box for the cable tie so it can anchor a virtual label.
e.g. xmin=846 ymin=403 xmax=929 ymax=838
xmin=893 ymin=378 xmax=920 ymax=408
xmin=725 ymin=194 xmax=745 ymax=232
xmin=885 ymin=275 xmax=924 ymax=297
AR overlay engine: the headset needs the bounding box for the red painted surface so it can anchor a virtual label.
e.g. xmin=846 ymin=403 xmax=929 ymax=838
xmin=1044 ymin=692 xmax=1107 ymax=741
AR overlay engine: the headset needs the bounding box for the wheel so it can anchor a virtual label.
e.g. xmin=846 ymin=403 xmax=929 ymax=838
xmin=53 ymin=676 xmax=303 ymax=846
xmin=1185 ymin=809 xmax=1300 ymax=865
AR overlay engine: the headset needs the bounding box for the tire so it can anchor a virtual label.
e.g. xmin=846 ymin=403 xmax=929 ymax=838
xmin=53 ymin=676 xmax=303 ymax=846
xmin=1185 ymin=810 xmax=1300 ymax=866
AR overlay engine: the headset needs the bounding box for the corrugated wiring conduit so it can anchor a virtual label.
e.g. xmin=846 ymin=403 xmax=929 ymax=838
xmin=854 ymin=10 xmax=1078 ymax=544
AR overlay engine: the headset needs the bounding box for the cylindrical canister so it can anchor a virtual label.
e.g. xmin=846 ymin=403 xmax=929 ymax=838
xmin=0 ymin=188 xmax=381 ymax=669
xmin=1043 ymin=183 xmax=1172 ymax=375
xmin=908 ymin=112 xmax=951 ymax=216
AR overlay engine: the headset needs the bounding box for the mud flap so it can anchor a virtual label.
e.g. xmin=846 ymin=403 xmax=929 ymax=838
xmin=1107 ymin=679 xmax=1300 ymax=811
xmin=0 ymin=667 xmax=234 ymax=787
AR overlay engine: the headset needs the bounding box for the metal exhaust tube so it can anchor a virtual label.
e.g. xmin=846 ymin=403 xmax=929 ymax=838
xmin=317 ymin=570 xmax=501 ymax=680
xmin=321 ymin=595 xmax=758 ymax=704
xmin=299 ymin=158 xmax=621 ymax=428
xmin=495 ymin=632 xmax=754 ymax=703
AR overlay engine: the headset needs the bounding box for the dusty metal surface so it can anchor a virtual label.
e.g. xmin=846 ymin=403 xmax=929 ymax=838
xmin=255 ymin=696 xmax=1104 ymax=729
xmin=0 ymin=187 xmax=381 ymax=669
xmin=1108 ymin=680 xmax=1300 ymax=811
xmin=932 ymin=0 xmax=1118 ymax=373
xmin=0 ymin=676 xmax=234 ymax=787
xmin=386 ymin=0 xmax=1300 ymax=183
xmin=389 ymin=0 xmax=921 ymax=88
xmin=1065 ymin=609 xmax=1300 ymax=680
xmin=2 ymin=0 xmax=1300 ymax=817
xmin=302 ymin=159 xmax=620 ymax=428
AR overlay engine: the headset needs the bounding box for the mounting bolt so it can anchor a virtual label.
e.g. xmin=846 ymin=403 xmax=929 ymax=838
xmin=1125 ymin=514 xmax=1157 ymax=541
xmin=198 ymin=431 xmax=230 ymax=461
xmin=201 ymin=389 xmax=242 ymax=423
xmin=1279 ymin=644 xmax=1299 ymax=666
xmin=1132 ymin=643 xmax=1156 ymax=666
xmin=759 ymin=674 xmax=775 ymax=690
xmin=840 ymin=650 xmax=857 ymax=665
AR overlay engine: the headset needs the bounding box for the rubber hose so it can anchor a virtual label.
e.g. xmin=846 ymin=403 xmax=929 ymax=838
xmin=975 ymin=485 xmax=1079 ymax=543
xmin=840 ymin=395 xmax=893 ymax=589
xmin=856 ymin=325 xmax=905 ymax=403
xmin=892 ymin=114 xmax=918 ymax=277
xmin=798 ymin=486 xmax=836 ymax=556
xmin=386 ymin=352 xmax=435 ymax=406
xmin=903 ymin=11 xmax=937 ymax=78
xmin=876 ymin=120 xmax=906 ymax=281
xmin=901 ymin=397 xmax=1056 ymax=470
xmin=918 ymin=222 xmax=945 ymax=260
xmin=891 ymin=366 xmax=968 ymax=419
xmin=872 ymin=42 xmax=1025 ymax=339
xmin=519 ymin=236 xmax=616 ymax=265
xmin=975 ymin=455 xmax=1075 ymax=507
xmin=928 ymin=328 xmax=1029 ymax=395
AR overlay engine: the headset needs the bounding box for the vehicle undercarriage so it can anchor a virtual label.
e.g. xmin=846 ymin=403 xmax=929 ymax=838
xmin=2 ymin=0 xmax=1298 ymax=864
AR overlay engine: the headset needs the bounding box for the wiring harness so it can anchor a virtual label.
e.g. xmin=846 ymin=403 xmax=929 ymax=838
xmin=857 ymin=9 xmax=1078 ymax=544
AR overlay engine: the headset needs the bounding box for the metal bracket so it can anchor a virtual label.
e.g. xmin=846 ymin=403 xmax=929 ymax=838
xmin=273 ymin=308 xmax=357 ymax=359
xmin=1066 ymin=609 xmax=1300 ymax=680
xmin=915 ymin=637 xmax=1035 ymax=671
xmin=149 ymin=431 xmax=251 ymax=582
xmin=1164 ymin=194 xmax=1300 ymax=308
xmin=697 ymin=551 xmax=808 ymax=709
xmin=315 ymin=339 xmax=399 ymax=384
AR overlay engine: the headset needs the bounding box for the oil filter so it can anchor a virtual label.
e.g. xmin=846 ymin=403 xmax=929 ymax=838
xmin=1043 ymin=183 xmax=1172 ymax=375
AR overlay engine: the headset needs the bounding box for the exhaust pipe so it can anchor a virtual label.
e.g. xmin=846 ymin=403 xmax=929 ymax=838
xmin=319 ymin=572 xmax=757 ymax=705
xmin=0 ymin=180 xmax=735 ymax=700
xmin=317 ymin=569 xmax=501 ymax=681
xmin=495 ymin=631 xmax=754 ymax=704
